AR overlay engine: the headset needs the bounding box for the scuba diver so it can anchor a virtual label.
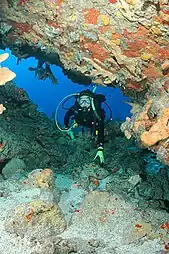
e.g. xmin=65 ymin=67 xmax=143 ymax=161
xmin=63 ymin=89 xmax=106 ymax=165
xmin=28 ymin=60 xmax=58 ymax=84
xmin=55 ymin=87 xmax=112 ymax=165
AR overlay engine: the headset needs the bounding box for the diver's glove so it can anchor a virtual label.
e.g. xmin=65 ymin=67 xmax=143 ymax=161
xmin=67 ymin=129 xmax=75 ymax=140
xmin=94 ymin=146 xmax=104 ymax=165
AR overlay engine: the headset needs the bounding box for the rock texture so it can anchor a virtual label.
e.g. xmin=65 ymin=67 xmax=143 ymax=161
xmin=5 ymin=199 xmax=66 ymax=239
xmin=0 ymin=81 xmax=70 ymax=172
xmin=4 ymin=168 xmax=66 ymax=240
xmin=1 ymin=168 xmax=169 ymax=254
xmin=59 ymin=190 xmax=169 ymax=254
xmin=2 ymin=158 xmax=26 ymax=179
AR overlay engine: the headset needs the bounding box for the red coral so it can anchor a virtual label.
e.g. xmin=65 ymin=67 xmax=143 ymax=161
xmin=17 ymin=0 xmax=29 ymax=6
xmin=11 ymin=22 xmax=32 ymax=35
xmin=158 ymin=48 xmax=169 ymax=61
xmin=122 ymin=50 xmax=141 ymax=58
xmin=83 ymin=9 xmax=100 ymax=25
xmin=109 ymin=0 xmax=117 ymax=3
xmin=122 ymin=29 xmax=148 ymax=58
xmin=143 ymin=63 xmax=163 ymax=79
xmin=84 ymin=42 xmax=109 ymax=61
xmin=47 ymin=21 xmax=60 ymax=29
xmin=122 ymin=26 xmax=150 ymax=58
xmin=123 ymin=26 xmax=149 ymax=40
xmin=135 ymin=223 xmax=142 ymax=228
xmin=126 ymin=79 xmax=145 ymax=91
xmin=99 ymin=26 xmax=110 ymax=34
xmin=127 ymin=40 xmax=148 ymax=52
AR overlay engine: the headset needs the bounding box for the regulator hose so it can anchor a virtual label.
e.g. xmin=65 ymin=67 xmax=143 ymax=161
xmin=55 ymin=93 xmax=77 ymax=132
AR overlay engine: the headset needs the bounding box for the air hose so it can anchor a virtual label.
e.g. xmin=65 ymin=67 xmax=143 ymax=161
xmin=55 ymin=93 xmax=77 ymax=132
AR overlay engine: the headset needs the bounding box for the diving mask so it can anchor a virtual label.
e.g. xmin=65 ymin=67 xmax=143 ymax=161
xmin=78 ymin=95 xmax=91 ymax=108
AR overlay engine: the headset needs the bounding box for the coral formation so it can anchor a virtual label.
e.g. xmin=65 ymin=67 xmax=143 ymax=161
xmin=4 ymin=168 xmax=66 ymax=240
xmin=5 ymin=199 xmax=66 ymax=239
xmin=0 ymin=0 xmax=169 ymax=87
xmin=140 ymin=108 xmax=169 ymax=147
xmin=121 ymin=88 xmax=169 ymax=165
xmin=0 ymin=53 xmax=16 ymax=86
xmin=24 ymin=168 xmax=55 ymax=189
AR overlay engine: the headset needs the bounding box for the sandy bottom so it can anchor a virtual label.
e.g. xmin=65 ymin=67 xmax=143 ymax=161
xmin=0 ymin=175 xmax=167 ymax=254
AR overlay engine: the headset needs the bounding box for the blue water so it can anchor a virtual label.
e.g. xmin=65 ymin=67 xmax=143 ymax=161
xmin=0 ymin=49 xmax=131 ymax=124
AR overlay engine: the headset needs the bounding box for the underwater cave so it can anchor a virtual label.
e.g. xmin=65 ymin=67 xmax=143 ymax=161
xmin=0 ymin=0 xmax=169 ymax=253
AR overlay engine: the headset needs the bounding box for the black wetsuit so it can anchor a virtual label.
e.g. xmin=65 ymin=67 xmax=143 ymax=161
xmin=64 ymin=94 xmax=105 ymax=147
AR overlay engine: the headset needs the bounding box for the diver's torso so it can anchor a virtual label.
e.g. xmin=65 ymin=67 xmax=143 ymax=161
xmin=75 ymin=107 xmax=95 ymax=127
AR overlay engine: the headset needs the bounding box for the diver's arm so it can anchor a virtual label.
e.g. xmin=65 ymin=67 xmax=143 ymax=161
xmin=64 ymin=107 xmax=75 ymax=128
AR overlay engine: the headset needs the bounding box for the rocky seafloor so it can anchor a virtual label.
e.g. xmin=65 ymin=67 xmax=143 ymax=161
xmin=1 ymin=82 xmax=169 ymax=253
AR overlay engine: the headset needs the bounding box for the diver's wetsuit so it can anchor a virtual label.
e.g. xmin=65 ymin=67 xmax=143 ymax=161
xmin=64 ymin=94 xmax=105 ymax=147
